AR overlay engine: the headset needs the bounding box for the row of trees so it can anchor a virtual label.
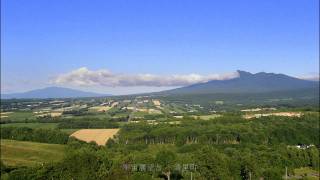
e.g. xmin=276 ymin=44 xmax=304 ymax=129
xmin=57 ymin=118 xmax=119 ymax=129
xmin=0 ymin=127 xmax=69 ymax=144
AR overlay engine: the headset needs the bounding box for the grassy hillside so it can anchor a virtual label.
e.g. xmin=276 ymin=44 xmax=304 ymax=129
xmin=0 ymin=139 xmax=66 ymax=167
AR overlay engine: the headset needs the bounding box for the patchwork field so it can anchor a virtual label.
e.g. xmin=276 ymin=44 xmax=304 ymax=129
xmin=36 ymin=112 xmax=63 ymax=117
xmin=243 ymin=112 xmax=302 ymax=119
xmin=89 ymin=106 xmax=113 ymax=112
xmin=0 ymin=139 xmax=66 ymax=167
xmin=70 ymin=129 xmax=120 ymax=146
xmin=1 ymin=112 xmax=13 ymax=118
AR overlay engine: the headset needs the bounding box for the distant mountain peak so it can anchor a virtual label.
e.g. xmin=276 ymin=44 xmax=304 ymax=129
xmin=1 ymin=87 xmax=111 ymax=99
xmin=164 ymin=70 xmax=319 ymax=94
xmin=237 ymin=70 xmax=288 ymax=79
xmin=42 ymin=86 xmax=62 ymax=90
xmin=237 ymin=70 xmax=253 ymax=77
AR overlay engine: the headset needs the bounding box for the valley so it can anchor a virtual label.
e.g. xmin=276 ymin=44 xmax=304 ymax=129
xmin=1 ymin=82 xmax=319 ymax=179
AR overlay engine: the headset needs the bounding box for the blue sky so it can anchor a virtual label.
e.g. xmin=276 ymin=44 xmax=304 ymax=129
xmin=1 ymin=0 xmax=319 ymax=94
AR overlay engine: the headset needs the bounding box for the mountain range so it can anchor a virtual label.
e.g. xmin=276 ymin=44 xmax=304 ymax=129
xmin=1 ymin=71 xmax=318 ymax=99
xmin=1 ymin=87 xmax=109 ymax=99
xmin=164 ymin=70 xmax=319 ymax=94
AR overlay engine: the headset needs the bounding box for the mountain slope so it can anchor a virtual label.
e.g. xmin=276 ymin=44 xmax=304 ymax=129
xmin=1 ymin=87 xmax=109 ymax=99
xmin=165 ymin=70 xmax=319 ymax=94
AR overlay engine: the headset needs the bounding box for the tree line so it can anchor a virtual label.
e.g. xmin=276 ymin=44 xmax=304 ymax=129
xmin=1 ymin=127 xmax=69 ymax=144
xmin=117 ymin=114 xmax=319 ymax=146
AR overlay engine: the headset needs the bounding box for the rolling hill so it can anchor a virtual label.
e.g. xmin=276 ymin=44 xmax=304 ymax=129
xmin=1 ymin=87 xmax=110 ymax=99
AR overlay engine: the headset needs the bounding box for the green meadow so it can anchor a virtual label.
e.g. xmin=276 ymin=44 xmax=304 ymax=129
xmin=0 ymin=139 xmax=66 ymax=167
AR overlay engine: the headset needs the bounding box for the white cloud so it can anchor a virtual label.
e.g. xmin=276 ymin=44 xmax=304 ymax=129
xmin=298 ymin=74 xmax=320 ymax=81
xmin=53 ymin=67 xmax=239 ymax=87
xmin=296 ymin=72 xmax=320 ymax=81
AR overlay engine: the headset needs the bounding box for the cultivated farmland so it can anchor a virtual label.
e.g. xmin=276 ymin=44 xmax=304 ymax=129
xmin=243 ymin=111 xmax=303 ymax=119
xmin=89 ymin=106 xmax=112 ymax=112
xmin=70 ymin=129 xmax=120 ymax=146
xmin=192 ymin=114 xmax=221 ymax=120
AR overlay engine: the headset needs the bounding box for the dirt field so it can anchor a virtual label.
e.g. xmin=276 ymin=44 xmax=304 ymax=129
xmin=50 ymin=112 xmax=63 ymax=117
xmin=70 ymin=129 xmax=120 ymax=146
xmin=192 ymin=114 xmax=221 ymax=120
xmin=111 ymin=102 xmax=119 ymax=107
xmin=1 ymin=112 xmax=13 ymax=118
xmin=36 ymin=112 xmax=62 ymax=118
xmin=148 ymin=109 xmax=162 ymax=114
xmin=1 ymin=112 xmax=13 ymax=115
xmin=137 ymin=108 xmax=148 ymax=112
xmin=152 ymin=100 xmax=161 ymax=106
xmin=173 ymin=116 xmax=184 ymax=119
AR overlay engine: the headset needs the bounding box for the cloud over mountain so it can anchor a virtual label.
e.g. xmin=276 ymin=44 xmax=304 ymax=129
xmin=53 ymin=67 xmax=239 ymax=87
xmin=298 ymin=74 xmax=320 ymax=81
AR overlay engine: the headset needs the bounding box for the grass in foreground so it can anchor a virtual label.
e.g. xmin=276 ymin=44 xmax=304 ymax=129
xmin=0 ymin=139 xmax=66 ymax=167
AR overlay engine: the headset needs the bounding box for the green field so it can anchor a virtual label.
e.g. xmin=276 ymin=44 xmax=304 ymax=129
xmin=1 ymin=111 xmax=35 ymax=122
xmin=112 ymin=113 xmax=130 ymax=118
xmin=1 ymin=123 xmax=58 ymax=129
xmin=0 ymin=139 xmax=66 ymax=167
xmin=60 ymin=128 xmax=80 ymax=134
xmin=132 ymin=111 xmax=149 ymax=118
